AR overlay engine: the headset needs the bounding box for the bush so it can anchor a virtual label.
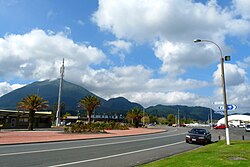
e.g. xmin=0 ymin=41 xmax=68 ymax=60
xmin=64 ymin=122 xmax=129 ymax=133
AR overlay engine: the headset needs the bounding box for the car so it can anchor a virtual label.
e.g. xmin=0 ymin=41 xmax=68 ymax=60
xmin=214 ymin=124 xmax=226 ymax=129
xmin=245 ymin=125 xmax=250 ymax=132
xmin=172 ymin=124 xmax=177 ymax=127
xmin=185 ymin=128 xmax=211 ymax=145
xmin=148 ymin=123 xmax=156 ymax=126
xmin=179 ymin=124 xmax=186 ymax=127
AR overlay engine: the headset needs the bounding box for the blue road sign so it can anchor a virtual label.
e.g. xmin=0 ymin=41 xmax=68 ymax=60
xmin=218 ymin=104 xmax=237 ymax=111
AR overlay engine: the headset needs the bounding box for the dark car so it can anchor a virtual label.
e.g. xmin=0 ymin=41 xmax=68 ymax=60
xmin=185 ymin=128 xmax=211 ymax=145
xmin=245 ymin=125 xmax=250 ymax=132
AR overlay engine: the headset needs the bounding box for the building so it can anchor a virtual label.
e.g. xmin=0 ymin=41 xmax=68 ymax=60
xmin=0 ymin=109 xmax=52 ymax=129
xmin=217 ymin=114 xmax=250 ymax=127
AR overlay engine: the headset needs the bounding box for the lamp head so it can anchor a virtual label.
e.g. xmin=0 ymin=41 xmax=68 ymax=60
xmin=193 ymin=39 xmax=202 ymax=43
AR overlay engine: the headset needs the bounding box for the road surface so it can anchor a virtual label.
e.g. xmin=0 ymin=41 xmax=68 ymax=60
xmin=0 ymin=128 xmax=199 ymax=167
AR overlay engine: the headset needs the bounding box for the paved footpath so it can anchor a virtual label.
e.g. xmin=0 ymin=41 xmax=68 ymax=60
xmin=0 ymin=128 xmax=165 ymax=145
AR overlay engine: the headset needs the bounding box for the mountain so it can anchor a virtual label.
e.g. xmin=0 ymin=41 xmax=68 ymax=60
xmin=145 ymin=104 xmax=224 ymax=121
xmin=99 ymin=97 xmax=143 ymax=115
xmin=0 ymin=79 xmax=142 ymax=115
xmin=0 ymin=79 xmax=224 ymax=121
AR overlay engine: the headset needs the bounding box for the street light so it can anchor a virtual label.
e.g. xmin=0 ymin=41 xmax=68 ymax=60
xmin=194 ymin=39 xmax=230 ymax=145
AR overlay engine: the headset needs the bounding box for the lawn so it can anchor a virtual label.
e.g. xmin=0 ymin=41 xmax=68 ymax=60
xmin=141 ymin=141 xmax=250 ymax=167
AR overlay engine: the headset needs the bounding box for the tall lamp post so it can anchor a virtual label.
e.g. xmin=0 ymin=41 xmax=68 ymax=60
xmin=194 ymin=39 xmax=230 ymax=145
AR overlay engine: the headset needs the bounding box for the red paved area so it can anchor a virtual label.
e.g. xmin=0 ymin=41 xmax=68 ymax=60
xmin=0 ymin=128 xmax=165 ymax=145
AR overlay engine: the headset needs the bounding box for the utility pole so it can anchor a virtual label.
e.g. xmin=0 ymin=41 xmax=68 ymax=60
xmin=210 ymin=108 xmax=213 ymax=129
xmin=177 ymin=108 xmax=180 ymax=127
xmin=56 ymin=59 xmax=65 ymax=127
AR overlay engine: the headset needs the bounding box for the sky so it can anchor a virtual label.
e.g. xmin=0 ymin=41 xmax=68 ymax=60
xmin=0 ymin=0 xmax=250 ymax=113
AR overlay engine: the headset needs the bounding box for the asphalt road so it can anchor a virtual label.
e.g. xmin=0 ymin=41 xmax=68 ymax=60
xmin=0 ymin=126 xmax=248 ymax=167
xmin=0 ymin=128 xmax=200 ymax=167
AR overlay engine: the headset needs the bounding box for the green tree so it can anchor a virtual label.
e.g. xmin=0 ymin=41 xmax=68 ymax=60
xmin=79 ymin=95 xmax=101 ymax=124
xmin=158 ymin=117 xmax=167 ymax=124
xmin=167 ymin=114 xmax=176 ymax=124
xmin=141 ymin=116 xmax=150 ymax=124
xmin=17 ymin=94 xmax=49 ymax=131
xmin=63 ymin=112 xmax=71 ymax=119
xmin=126 ymin=107 xmax=143 ymax=128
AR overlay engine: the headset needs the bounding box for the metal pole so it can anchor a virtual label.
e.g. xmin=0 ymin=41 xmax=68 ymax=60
xmin=177 ymin=108 xmax=180 ymax=127
xmin=143 ymin=108 xmax=145 ymax=126
xmin=194 ymin=39 xmax=230 ymax=145
xmin=56 ymin=59 xmax=65 ymax=127
xmin=210 ymin=107 xmax=213 ymax=129
xmin=220 ymin=56 xmax=230 ymax=145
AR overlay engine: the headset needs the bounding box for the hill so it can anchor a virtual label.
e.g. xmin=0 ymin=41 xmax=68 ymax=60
xmin=145 ymin=104 xmax=223 ymax=121
xmin=0 ymin=79 xmax=142 ymax=115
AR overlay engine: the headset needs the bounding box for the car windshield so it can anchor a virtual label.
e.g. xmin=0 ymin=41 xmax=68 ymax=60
xmin=190 ymin=129 xmax=206 ymax=134
xmin=246 ymin=125 xmax=250 ymax=128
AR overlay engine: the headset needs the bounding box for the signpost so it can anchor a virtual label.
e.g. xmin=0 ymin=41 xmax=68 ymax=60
xmin=218 ymin=104 xmax=237 ymax=111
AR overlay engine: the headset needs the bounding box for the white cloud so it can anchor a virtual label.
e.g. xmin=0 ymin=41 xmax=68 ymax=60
xmin=213 ymin=83 xmax=250 ymax=113
xmin=213 ymin=63 xmax=246 ymax=86
xmin=105 ymin=40 xmax=132 ymax=62
xmin=108 ymin=91 xmax=209 ymax=108
xmin=80 ymin=65 xmax=152 ymax=95
xmin=0 ymin=82 xmax=25 ymax=97
xmin=92 ymin=0 xmax=235 ymax=42
xmin=237 ymin=56 xmax=250 ymax=69
xmin=92 ymin=0 xmax=249 ymax=77
xmin=233 ymin=0 xmax=250 ymax=20
xmin=77 ymin=19 xmax=85 ymax=26
xmin=0 ymin=29 xmax=106 ymax=81
xmin=153 ymin=40 xmax=218 ymax=75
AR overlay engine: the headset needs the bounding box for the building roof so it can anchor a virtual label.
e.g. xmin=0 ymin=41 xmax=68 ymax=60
xmin=217 ymin=114 xmax=250 ymax=125
xmin=0 ymin=109 xmax=52 ymax=115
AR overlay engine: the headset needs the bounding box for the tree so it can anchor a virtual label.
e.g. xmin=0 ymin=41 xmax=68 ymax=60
xmin=126 ymin=107 xmax=143 ymax=128
xmin=167 ymin=114 xmax=175 ymax=124
xmin=17 ymin=94 xmax=49 ymax=131
xmin=141 ymin=116 xmax=150 ymax=124
xmin=79 ymin=95 xmax=101 ymax=124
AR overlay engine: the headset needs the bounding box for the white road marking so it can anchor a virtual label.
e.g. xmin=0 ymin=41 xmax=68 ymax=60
xmin=49 ymin=141 xmax=185 ymax=167
xmin=0 ymin=131 xmax=186 ymax=157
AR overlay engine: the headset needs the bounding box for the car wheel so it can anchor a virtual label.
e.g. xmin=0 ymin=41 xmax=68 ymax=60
xmin=186 ymin=140 xmax=189 ymax=143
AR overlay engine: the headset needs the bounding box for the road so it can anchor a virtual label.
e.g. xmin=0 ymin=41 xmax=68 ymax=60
xmin=1 ymin=126 xmax=248 ymax=167
xmin=0 ymin=128 xmax=200 ymax=167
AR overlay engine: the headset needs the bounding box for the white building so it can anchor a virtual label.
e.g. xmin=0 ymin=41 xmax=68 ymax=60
xmin=217 ymin=115 xmax=250 ymax=127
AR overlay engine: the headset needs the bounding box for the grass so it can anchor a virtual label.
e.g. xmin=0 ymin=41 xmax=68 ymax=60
xmin=141 ymin=141 xmax=250 ymax=167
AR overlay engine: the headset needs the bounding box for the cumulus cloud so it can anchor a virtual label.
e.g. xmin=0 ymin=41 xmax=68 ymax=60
xmin=0 ymin=29 xmax=106 ymax=81
xmin=237 ymin=56 xmax=250 ymax=69
xmin=108 ymin=91 xmax=209 ymax=108
xmin=0 ymin=82 xmax=25 ymax=97
xmin=233 ymin=0 xmax=250 ymax=20
xmin=153 ymin=40 xmax=218 ymax=75
xmin=105 ymin=40 xmax=132 ymax=62
xmin=92 ymin=0 xmax=236 ymax=42
xmin=213 ymin=83 xmax=250 ymax=113
xmin=213 ymin=63 xmax=246 ymax=86
xmin=92 ymin=0 xmax=249 ymax=77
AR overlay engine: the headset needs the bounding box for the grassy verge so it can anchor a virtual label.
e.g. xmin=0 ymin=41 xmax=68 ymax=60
xmin=141 ymin=140 xmax=250 ymax=167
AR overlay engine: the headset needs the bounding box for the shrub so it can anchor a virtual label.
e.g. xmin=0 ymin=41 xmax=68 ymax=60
xmin=63 ymin=122 xmax=129 ymax=133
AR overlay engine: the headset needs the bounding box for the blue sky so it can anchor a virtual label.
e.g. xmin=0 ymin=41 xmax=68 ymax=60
xmin=0 ymin=0 xmax=250 ymax=113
